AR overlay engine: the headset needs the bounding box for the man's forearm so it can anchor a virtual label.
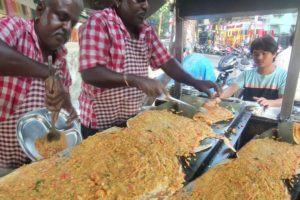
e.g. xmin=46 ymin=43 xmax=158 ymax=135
xmin=81 ymin=65 xmax=134 ymax=88
xmin=271 ymin=98 xmax=283 ymax=107
xmin=81 ymin=65 xmax=167 ymax=97
xmin=220 ymin=84 xmax=240 ymax=99
xmin=0 ymin=40 xmax=49 ymax=79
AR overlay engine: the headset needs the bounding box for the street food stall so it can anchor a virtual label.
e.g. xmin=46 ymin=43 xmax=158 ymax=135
xmin=174 ymin=0 xmax=300 ymax=122
xmin=1 ymin=0 xmax=300 ymax=199
xmin=174 ymin=0 xmax=300 ymax=140
xmin=171 ymin=0 xmax=300 ymax=198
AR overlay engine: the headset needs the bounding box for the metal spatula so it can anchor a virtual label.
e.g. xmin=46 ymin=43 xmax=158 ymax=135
xmin=166 ymin=95 xmax=208 ymax=113
xmin=45 ymin=55 xmax=61 ymax=142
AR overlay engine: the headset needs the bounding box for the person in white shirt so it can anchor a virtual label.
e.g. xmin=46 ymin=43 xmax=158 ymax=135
xmin=275 ymin=33 xmax=294 ymax=71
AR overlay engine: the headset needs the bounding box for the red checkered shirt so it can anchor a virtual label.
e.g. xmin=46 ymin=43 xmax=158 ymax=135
xmin=79 ymin=7 xmax=172 ymax=128
xmin=0 ymin=16 xmax=72 ymax=122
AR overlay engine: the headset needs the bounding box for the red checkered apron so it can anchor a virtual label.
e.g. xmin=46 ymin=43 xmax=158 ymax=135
xmin=92 ymin=38 xmax=149 ymax=131
xmin=0 ymin=78 xmax=45 ymax=169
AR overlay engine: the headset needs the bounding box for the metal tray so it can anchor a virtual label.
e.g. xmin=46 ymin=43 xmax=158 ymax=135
xmin=157 ymin=95 xmax=246 ymax=134
xmin=16 ymin=108 xmax=82 ymax=161
xmin=244 ymin=101 xmax=281 ymax=120
xmin=155 ymin=95 xmax=247 ymax=182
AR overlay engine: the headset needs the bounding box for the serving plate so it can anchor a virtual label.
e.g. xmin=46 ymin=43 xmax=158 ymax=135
xmin=16 ymin=108 xmax=82 ymax=161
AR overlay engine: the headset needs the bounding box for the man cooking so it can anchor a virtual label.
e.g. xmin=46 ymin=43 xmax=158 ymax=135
xmin=0 ymin=0 xmax=83 ymax=175
xmin=79 ymin=0 xmax=220 ymax=138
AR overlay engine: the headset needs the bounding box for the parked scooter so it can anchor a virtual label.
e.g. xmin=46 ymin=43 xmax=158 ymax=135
xmin=216 ymin=54 xmax=238 ymax=86
xmin=194 ymin=43 xmax=210 ymax=54
xmin=216 ymin=52 xmax=253 ymax=87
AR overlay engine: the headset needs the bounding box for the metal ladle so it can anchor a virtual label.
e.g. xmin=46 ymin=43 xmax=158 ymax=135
xmin=47 ymin=113 xmax=61 ymax=142
xmin=46 ymin=55 xmax=61 ymax=142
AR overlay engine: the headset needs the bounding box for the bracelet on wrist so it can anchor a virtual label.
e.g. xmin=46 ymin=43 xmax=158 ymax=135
xmin=123 ymin=74 xmax=130 ymax=87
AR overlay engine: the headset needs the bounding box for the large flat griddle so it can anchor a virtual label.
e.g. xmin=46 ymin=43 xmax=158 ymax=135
xmin=155 ymin=95 xmax=251 ymax=182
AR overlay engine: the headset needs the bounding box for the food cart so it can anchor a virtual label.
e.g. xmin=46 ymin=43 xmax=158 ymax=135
xmin=85 ymin=0 xmax=300 ymax=185
xmin=174 ymin=0 xmax=299 ymax=127
xmin=1 ymin=0 xmax=300 ymax=199
xmin=171 ymin=0 xmax=300 ymax=197
xmin=173 ymin=0 xmax=300 ymax=119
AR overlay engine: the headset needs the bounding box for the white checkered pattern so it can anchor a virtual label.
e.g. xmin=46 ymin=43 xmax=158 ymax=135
xmin=92 ymin=38 xmax=149 ymax=130
xmin=0 ymin=80 xmax=44 ymax=168
xmin=79 ymin=7 xmax=172 ymax=128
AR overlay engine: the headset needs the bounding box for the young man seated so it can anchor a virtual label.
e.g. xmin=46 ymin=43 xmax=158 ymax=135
xmin=220 ymin=35 xmax=287 ymax=108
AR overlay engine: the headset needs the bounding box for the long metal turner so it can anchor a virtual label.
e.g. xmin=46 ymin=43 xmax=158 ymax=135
xmin=46 ymin=55 xmax=61 ymax=142
xmin=166 ymin=95 xmax=208 ymax=113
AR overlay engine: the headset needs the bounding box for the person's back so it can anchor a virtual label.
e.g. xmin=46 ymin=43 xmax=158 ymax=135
xmin=182 ymin=52 xmax=216 ymax=82
xmin=275 ymin=32 xmax=294 ymax=71
xmin=275 ymin=46 xmax=292 ymax=71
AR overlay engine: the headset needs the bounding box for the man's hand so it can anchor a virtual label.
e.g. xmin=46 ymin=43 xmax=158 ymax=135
xmin=128 ymin=75 xmax=168 ymax=97
xmin=62 ymin=95 xmax=78 ymax=126
xmin=45 ymin=75 xmax=66 ymax=112
xmin=45 ymin=75 xmax=78 ymax=125
xmin=192 ymin=80 xmax=221 ymax=98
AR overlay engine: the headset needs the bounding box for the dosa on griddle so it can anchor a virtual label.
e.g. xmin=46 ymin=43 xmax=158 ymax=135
xmin=127 ymin=110 xmax=215 ymax=157
xmin=171 ymin=138 xmax=300 ymax=200
xmin=193 ymin=100 xmax=234 ymax=125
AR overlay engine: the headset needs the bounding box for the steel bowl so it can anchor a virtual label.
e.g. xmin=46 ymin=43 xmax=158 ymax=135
xmin=16 ymin=108 xmax=82 ymax=161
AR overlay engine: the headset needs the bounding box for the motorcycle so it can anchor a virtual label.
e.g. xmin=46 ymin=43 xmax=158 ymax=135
xmin=216 ymin=52 xmax=254 ymax=87
xmin=216 ymin=54 xmax=237 ymax=86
